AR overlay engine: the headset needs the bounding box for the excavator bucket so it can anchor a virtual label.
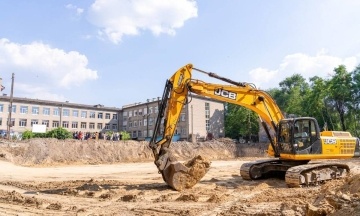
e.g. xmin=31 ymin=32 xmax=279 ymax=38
xmin=159 ymin=154 xmax=211 ymax=191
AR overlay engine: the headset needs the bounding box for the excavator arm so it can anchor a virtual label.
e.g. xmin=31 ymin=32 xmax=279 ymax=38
xmin=149 ymin=64 xmax=284 ymax=190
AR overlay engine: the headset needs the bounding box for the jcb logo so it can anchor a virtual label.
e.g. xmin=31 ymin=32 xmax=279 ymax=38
xmin=214 ymin=89 xmax=237 ymax=100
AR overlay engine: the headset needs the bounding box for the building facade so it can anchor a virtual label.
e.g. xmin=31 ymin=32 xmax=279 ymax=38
xmin=0 ymin=96 xmax=120 ymax=134
xmin=0 ymin=94 xmax=225 ymax=141
xmin=120 ymin=95 xmax=225 ymax=141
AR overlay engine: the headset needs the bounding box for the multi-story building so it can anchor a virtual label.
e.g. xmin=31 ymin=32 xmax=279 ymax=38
xmin=121 ymin=95 xmax=225 ymax=141
xmin=0 ymin=94 xmax=225 ymax=141
xmin=0 ymin=96 xmax=120 ymax=134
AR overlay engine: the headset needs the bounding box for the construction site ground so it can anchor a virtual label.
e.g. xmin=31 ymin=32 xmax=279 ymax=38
xmin=0 ymin=138 xmax=359 ymax=216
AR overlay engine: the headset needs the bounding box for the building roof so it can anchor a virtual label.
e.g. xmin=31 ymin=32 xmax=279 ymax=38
xmin=0 ymin=96 xmax=121 ymax=112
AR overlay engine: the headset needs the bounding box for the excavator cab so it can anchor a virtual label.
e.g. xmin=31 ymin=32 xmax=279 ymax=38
xmin=276 ymin=117 xmax=321 ymax=155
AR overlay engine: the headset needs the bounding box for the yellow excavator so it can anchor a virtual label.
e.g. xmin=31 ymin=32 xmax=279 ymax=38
xmin=149 ymin=63 xmax=360 ymax=191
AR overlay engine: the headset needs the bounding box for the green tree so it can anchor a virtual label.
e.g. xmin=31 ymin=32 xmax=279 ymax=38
xmin=224 ymin=103 xmax=259 ymax=139
xmin=327 ymin=65 xmax=352 ymax=131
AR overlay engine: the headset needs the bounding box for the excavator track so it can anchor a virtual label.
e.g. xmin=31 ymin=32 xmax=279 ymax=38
xmin=285 ymin=163 xmax=350 ymax=187
xmin=240 ymin=159 xmax=280 ymax=180
xmin=240 ymin=159 xmax=306 ymax=180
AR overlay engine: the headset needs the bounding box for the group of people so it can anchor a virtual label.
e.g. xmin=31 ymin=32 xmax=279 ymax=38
xmin=72 ymin=131 xmax=122 ymax=141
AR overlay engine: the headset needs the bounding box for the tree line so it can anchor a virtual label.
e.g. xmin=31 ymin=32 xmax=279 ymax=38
xmin=225 ymin=64 xmax=360 ymax=140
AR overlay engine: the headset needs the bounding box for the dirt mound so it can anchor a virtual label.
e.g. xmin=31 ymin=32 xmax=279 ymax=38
xmin=0 ymin=138 xmax=268 ymax=166
xmin=0 ymin=190 xmax=43 ymax=207
xmin=307 ymin=174 xmax=360 ymax=215
xmin=175 ymin=194 xmax=199 ymax=202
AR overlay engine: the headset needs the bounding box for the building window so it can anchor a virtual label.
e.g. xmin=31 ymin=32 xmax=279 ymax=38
xmin=144 ymin=119 xmax=147 ymax=126
xmin=143 ymin=107 xmax=147 ymax=115
xmin=149 ymin=107 xmax=153 ymax=114
xmin=138 ymin=120 xmax=142 ymax=127
xmin=105 ymin=113 xmax=111 ymax=119
xmin=20 ymin=106 xmax=28 ymax=114
xmin=206 ymin=119 xmax=210 ymax=131
xmin=112 ymin=124 xmax=117 ymax=130
xmin=149 ymin=129 xmax=153 ymax=137
xmin=0 ymin=117 xmax=2 ymax=126
xmin=0 ymin=104 xmax=3 ymax=112
xmin=134 ymin=110 xmax=137 ymax=116
xmin=62 ymin=121 xmax=69 ymax=128
xmin=32 ymin=107 xmax=39 ymax=115
xmin=181 ymin=128 xmax=186 ymax=135
xmin=143 ymin=130 xmax=147 ymax=137
xmin=89 ymin=123 xmax=95 ymax=129
xmin=31 ymin=119 xmax=38 ymax=126
xmin=132 ymin=131 xmax=137 ymax=138
xmin=138 ymin=130 xmax=142 ymax=137
xmin=73 ymin=110 xmax=79 ymax=117
xmin=72 ymin=122 xmax=78 ymax=129
xmin=129 ymin=111 xmax=132 ymax=117
xmin=122 ymin=120 xmax=127 ymax=126
xmin=7 ymin=105 xmax=16 ymax=113
xmin=81 ymin=122 xmax=86 ymax=129
xmin=149 ymin=117 xmax=154 ymax=126
xmin=129 ymin=121 xmax=133 ymax=128
xmin=134 ymin=121 xmax=138 ymax=127
xmin=205 ymin=102 xmax=210 ymax=119
xmin=42 ymin=120 xmax=49 ymax=127
xmin=113 ymin=114 xmax=118 ymax=119
xmin=7 ymin=118 xmax=15 ymax=127
xmin=43 ymin=108 xmax=50 ymax=115
xmin=53 ymin=108 xmax=60 ymax=116
xmin=19 ymin=119 xmax=27 ymax=127
xmin=63 ymin=109 xmax=70 ymax=117
xmin=90 ymin=111 xmax=95 ymax=118
xmin=123 ymin=111 xmax=128 ymax=117
xmin=155 ymin=106 xmax=158 ymax=113
xmin=105 ymin=124 xmax=110 ymax=130
xmin=53 ymin=121 xmax=60 ymax=128
xmin=98 ymin=112 xmax=103 ymax=119
xmin=97 ymin=123 xmax=103 ymax=130
xmin=180 ymin=113 xmax=186 ymax=121
xmin=81 ymin=111 xmax=87 ymax=118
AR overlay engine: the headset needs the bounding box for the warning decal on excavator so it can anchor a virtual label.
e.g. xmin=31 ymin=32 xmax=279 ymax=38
xmin=323 ymin=138 xmax=337 ymax=144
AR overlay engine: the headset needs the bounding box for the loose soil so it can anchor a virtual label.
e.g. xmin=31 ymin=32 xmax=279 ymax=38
xmin=0 ymin=138 xmax=359 ymax=215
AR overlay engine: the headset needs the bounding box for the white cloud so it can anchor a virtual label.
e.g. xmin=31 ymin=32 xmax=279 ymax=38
xmin=66 ymin=4 xmax=84 ymax=16
xmin=0 ymin=38 xmax=98 ymax=100
xmin=15 ymin=83 xmax=67 ymax=102
xmin=88 ymin=0 xmax=198 ymax=44
xmin=248 ymin=51 xmax=359 ymax=89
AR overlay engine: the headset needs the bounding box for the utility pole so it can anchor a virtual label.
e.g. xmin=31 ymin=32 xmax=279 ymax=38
xmin=146 ymin=99 xmax=149 ymax=138
xmin=7 ymin=73 xmax=14 ymax=139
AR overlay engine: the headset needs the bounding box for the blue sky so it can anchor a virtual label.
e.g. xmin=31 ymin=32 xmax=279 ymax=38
xmin=0 ymin=0 xmax=359 ymax=108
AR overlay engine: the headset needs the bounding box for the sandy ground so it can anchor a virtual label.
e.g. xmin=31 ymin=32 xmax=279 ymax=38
xmin=0 ymin=139 xmax=359 ymax=215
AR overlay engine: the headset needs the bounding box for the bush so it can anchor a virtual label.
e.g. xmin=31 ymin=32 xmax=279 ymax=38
xmin=21 ymin=130 xmax=34 ymax=140
xmin=120 ymin=131 xmax=131 ymax=140
xmin=46 ymin=127 xmax=72 ymax=140
xmin=21 ymin=127 xmax=72 ymax=140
